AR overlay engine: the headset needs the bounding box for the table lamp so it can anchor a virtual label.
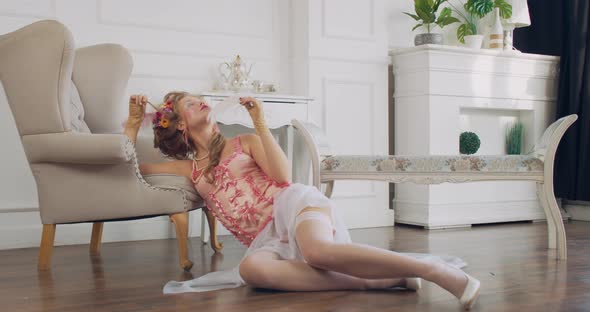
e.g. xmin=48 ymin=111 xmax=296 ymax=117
xmin=502 ymin=0 xmax=531 ymax=51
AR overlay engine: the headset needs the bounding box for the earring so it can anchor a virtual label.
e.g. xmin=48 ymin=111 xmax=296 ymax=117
xmin=182 ymin=129 xmax=190 ymax=146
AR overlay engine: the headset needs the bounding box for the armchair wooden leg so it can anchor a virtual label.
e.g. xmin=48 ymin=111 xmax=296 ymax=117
xmin=200 ymin=209 xmax=210 ymax=244
xmin=38 ymin=224 xmax=56 ymax=270
xmin=170 ymin=212 xmax=193 ymax=271
xmin=90 ymin=222 xmax=103 ymax=256
xmin=204 ymin=207 xmax=223 ymax=252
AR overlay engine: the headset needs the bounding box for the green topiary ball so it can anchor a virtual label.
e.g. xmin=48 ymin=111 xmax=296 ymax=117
xmin=459 ymin=131 xmax=480 ymax=155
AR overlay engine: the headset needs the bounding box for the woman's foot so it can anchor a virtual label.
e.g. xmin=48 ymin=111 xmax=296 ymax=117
xmin=458 ymin=274 xmax=481 ymax=310
xmin=424 ymin=261 xmax=480 ymax=310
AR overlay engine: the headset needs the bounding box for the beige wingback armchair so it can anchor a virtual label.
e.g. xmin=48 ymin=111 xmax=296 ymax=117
xmin=0 ymin=20 xmax=221 ymax=271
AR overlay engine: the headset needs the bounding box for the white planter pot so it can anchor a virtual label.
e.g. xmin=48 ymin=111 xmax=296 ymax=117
xmin=464 ymin=35 xmax=483 ymax=49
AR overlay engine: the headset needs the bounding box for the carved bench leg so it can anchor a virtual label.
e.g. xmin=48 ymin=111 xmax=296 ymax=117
xmin=170 ymin=212 xmax=193 ymax=271
xmin=90 ymin=222 xmax=103 ymax=256
xmin=204 ymin=207 xmax=223 ymax=252
xmin=324 ymin=181 xmax=334 ymax=198
xmin=38 ymin=224 xmax=56 ymax=270
xmin=536 ymin=182 xmax=567 ymax=260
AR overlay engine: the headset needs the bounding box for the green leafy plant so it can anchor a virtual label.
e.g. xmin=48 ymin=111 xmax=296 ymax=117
xmin=448 ymin=0 xmax=513 ymax=43
xmin=506 ymin=121 xmax=524 ymax=155
xmin=404 ymin=0 xmax=460 ymax=33
xmin=460 ymin=131 xmax=480 ymax=154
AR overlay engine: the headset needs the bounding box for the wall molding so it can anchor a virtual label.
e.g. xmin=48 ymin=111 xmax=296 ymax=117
xmin=96 ymin=0 xmax=275 ymax=40
xmin=331 ymin=192 xmax=376 ymax=200
xmin=131 ymin=74 xmax=211 ymax=81
xmin=321 ymin=77 xmax=377 ymax=197
xmin=130 ymin=49 xmax=274 ymax=62
xmin=310 ymin=56 xmax=389 ymax=65
xmin=320 ymin=77 xmax=376 ymax=153
xmin=320 ymin=0 xmax=376 ymax=42
xmin=0 ymin=0 xmax=56 ymax=19
xmin=0 ymin=207 xmax=38 ymax=213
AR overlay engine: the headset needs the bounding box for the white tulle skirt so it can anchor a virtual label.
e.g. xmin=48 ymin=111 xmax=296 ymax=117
xmin=163 ymin=183 xmax=467 ymax=294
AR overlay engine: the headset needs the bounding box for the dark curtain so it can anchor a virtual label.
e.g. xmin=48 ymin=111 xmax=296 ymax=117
xmin=514 ymin=0 xmax=590 ymax=201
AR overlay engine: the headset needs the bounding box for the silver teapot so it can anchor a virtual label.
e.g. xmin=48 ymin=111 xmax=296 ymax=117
xmin=218 ymin=55 xmax=254 ymax=91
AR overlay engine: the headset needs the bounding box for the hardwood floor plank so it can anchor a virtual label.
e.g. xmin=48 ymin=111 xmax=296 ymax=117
xmin=0 ymin=221 xmax=589 ymax=311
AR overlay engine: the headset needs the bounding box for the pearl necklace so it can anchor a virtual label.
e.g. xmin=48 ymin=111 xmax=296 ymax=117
xmin=194 ymin=151 xmax=209 ymax=161
xmin=191 ymin=151 xmax=210 ymax=183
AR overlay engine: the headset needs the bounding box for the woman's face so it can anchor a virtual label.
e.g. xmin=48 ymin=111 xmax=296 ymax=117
xmin=176 ymin=95 xmax=212 ymax=131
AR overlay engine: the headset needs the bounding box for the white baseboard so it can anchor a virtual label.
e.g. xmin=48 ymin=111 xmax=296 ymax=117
xmin=564 ymin=200 xmax=590 ymax=222
xmin=393 ymin=198 xmax=547 ymax=228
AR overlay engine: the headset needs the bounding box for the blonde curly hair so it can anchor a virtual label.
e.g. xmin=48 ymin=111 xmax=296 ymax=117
xmin=153 ymin=91 xmax=226 ymax=185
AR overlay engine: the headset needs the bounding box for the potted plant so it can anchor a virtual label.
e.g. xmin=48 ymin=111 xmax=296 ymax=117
xmin=404 ymin=0 xmax=460 ymax=46
xmin=460 ymin=131 xmax=481 ymax=154
xmin=505 ymin=121 xmax=524 ymax=154
xmin=447 ymin=0 xmax=512 ymax=48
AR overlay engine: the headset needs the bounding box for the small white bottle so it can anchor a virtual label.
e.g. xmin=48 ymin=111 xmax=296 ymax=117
xmin=488 ymin=8 xmax=503 ymax=49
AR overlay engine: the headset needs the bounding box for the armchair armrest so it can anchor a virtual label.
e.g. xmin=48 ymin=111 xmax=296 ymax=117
xmin=22 ymin=132 xmax=133 ymax=164
xmin=135 ymin=133 xmax=170 ymax=163
xmin=291 ymin=119 xmax=331 ymax=155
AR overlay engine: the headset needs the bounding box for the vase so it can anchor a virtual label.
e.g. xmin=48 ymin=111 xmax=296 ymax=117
xmin=414 ymin=33 xmax=443 ymax=46
xmin=464 ymin=35 xmax=483 ymax=49
xmin=488 ymin=8 xmax=504 ymax=49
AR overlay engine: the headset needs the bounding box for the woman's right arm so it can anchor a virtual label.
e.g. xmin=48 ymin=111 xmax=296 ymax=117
xmin=127 ymin=95 xmax=193 ymax=179
xmin=124 ymin=94 xmax=147 ymax=145
xmin=139 ymin=160 xmax=193 ymax=179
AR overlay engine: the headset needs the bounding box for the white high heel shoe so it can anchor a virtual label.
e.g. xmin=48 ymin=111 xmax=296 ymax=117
xmin=404 ymin=277 xmax=422 ymax=291
xmin=458 ymin=274 xmax=481 ymax=310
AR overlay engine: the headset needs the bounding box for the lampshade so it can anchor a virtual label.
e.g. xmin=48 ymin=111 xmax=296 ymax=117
xmin=502 ymin=0 xmax=531 ymax=28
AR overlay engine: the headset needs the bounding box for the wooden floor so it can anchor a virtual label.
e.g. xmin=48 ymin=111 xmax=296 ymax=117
xmin=1 ymin=221 xmax=590 ymax=312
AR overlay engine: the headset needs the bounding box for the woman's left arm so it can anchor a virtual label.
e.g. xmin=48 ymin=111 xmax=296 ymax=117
xmin=239 ymin=97 xmax=291 ymax=184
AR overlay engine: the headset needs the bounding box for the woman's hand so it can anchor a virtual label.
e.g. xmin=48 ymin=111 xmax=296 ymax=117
xmin=126 ymin=94 xmax=147 ymax=130
xmin=239 ymin=96 xmax=267 ymax=132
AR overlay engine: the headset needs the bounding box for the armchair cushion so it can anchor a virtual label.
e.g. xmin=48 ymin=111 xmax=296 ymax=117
xmin=22 ymin=132 xmax=132 ymax=164
xmin=321 ymin=155 xmax=544 ymax=175
xmin=70 ymin=81 xmax=91 ymax=133
xmin=135 ymin=134 xmax=168 ymax=163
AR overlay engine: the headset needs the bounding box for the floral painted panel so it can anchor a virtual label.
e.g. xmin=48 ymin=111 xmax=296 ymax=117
xmin=320 ymin=155 xmax=544 ymax=173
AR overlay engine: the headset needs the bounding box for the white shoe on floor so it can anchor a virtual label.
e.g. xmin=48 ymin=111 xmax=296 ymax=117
xmin=404 ymin=277 xmax=422 ymax=291
xmin=458 ymin=274 xmax=481 ymax=310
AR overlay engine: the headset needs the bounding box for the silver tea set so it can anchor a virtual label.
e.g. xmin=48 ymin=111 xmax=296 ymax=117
xmin=217 ymin=55 xmax=276 ymax=92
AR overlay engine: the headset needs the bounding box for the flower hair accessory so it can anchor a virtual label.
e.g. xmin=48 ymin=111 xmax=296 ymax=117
xmin=150 ymin=100 xmax=174 ymax=129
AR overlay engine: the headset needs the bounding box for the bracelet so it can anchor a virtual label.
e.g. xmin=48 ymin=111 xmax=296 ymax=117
xmin=253 ymin=119 xmax=269 ymax=133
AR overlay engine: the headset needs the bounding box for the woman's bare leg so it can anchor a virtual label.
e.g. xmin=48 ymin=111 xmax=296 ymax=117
xmin=239 ymin=251 xmax=408 ymax=291
xmin=294 ymin=207 xmax=468 ymax=298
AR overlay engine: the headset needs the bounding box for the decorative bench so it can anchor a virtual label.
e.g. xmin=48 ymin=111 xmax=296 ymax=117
xmin=291 ymin=114 xmax=578 ymax=260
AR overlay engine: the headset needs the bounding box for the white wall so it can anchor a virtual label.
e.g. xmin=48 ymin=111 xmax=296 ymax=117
xmin=0 ymin=0 xmax=414 ymax=249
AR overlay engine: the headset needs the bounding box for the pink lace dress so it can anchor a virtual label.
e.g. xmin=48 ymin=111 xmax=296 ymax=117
xmin=163 ymin=135 xmax=466 ymax=294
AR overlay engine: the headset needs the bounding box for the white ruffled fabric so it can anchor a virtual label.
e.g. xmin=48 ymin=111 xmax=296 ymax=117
xmin=163 ymin=183 xmax=466 ymax=294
